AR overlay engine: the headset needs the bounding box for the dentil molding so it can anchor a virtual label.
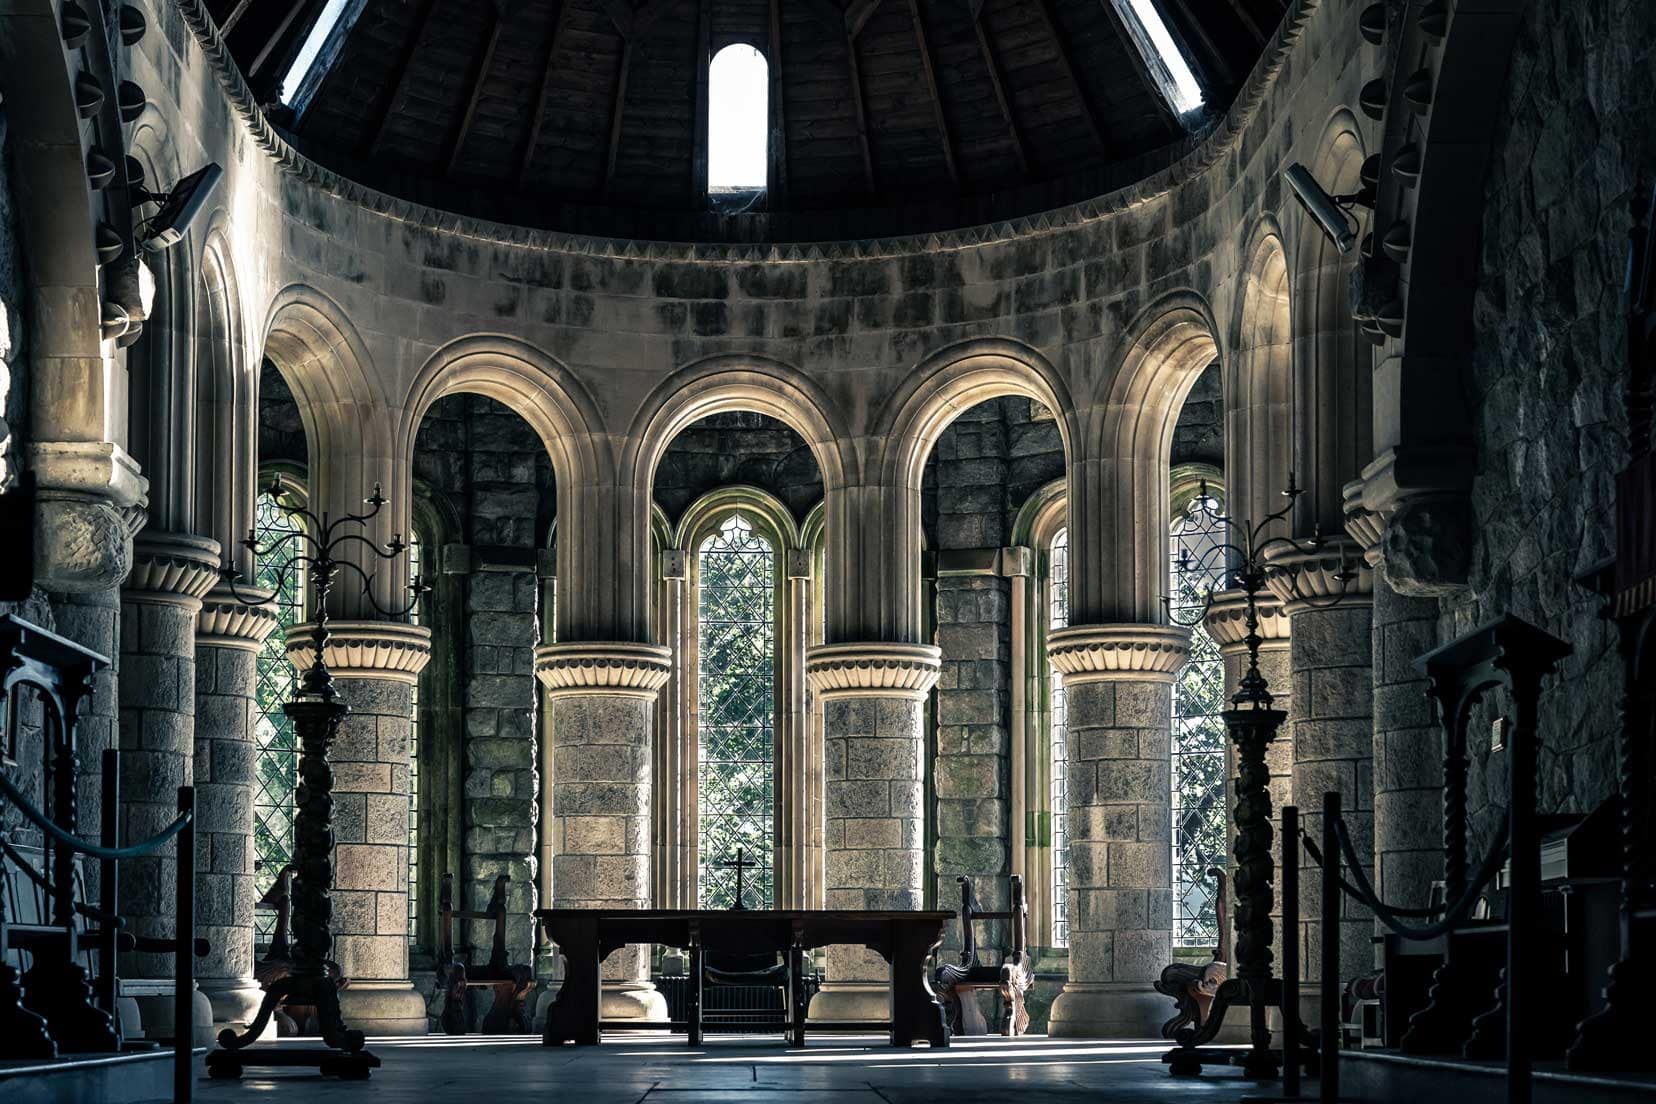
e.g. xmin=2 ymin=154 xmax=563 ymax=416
xmin=196 ymin=584 xmax=280 ymax=651
xmin=1261 ymin=536 xmax=1374 ymax=615
xmin=1202 ymin=589 xmax=1291 ymax=658
xmin=804 ymin=643 xmax=942 ymax=700
xmin=284 ymin=620 xmax=433 ymax=684
xmin=1045 ymin=625 xmax=1190 ymax=684
xmin=125 ymin=532 xmax=223 ymax=608
xmin=534 ymin=642 xmax=673 ymax=698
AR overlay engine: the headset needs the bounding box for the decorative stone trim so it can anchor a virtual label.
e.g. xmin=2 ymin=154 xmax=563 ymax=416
xmin=1261 ymin=537 xmax=1374 ymax=615
xmin=283 ymin=620 xmax=433 ymax=684
xmin=125 ymin=532 xmax=223 ymax=608
xmin=1045 ymin=625 xmax=1190 ymax=684
xmin=803 ymin=643 xmax=942 ymax=700
xmin=196 ymin=585 xmax=279 ymax=651
xmin=1341 ymin=478 xmax=1386 ymax=568
xmin=534 ymin=642 xmax=673 ymax=698
xmin=1203 ymin=589 xmax=1290 ymax=658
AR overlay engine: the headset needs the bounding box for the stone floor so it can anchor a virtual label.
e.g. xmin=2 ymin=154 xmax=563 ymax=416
xmin=192 ymin=1033 xmax=1286 ymax=1103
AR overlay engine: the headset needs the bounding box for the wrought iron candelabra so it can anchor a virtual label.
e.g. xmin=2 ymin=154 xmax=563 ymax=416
xmin=1161 ymin=475 xmax=1356 ymax=1080
xmin=206 ymin=474 xmax=425 ymax=1081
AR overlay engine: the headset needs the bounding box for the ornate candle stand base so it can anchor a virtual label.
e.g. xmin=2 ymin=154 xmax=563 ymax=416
xmin=205 ymin=698 xmax=379 ymax=1081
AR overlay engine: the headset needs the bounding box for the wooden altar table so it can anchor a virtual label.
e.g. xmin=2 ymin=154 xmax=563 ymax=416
xmin=534 ymin=908 xmax=952 ymax=1048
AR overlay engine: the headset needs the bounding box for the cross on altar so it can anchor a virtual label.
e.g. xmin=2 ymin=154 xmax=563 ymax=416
xmin=717 ymin=847 xmax=754 ymax=910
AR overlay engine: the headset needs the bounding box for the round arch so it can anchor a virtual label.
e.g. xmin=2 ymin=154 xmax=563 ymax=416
xmin=196 ymin=219 xmax=257 ymax=573
xmin=1228 ymin=219 xmax=1294 ymax=531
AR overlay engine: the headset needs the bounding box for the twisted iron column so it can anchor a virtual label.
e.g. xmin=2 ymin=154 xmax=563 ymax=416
xmin=1226 ymin=704 xmax=1287 ymax=1079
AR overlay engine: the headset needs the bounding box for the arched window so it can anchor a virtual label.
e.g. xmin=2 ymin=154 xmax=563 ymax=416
xmin=1169 ymin=491 xmax=1228 ymax=949
xmin=707 ymin=44 xmax=768 ymax=192
xmin=407 ymin=529 xmax=424 ymax=944
xmin=1048 ymin=527 xmax=1070 ymax=947
xmin=696 ymin=513 xmax=777 ymax=907
xmin=252 ymin=487 xmax=304 ymax=941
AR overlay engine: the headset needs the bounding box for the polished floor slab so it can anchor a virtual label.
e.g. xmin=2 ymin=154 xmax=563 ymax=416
xmin=191 ymin=1034 xmax=1293 ymax=1103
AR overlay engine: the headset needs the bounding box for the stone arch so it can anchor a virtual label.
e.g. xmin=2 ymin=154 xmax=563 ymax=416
xmin=621 ymin=354 xmax=852 ymax=644
xmin=1228 ymin=218 xmax=1295 ymax=531
xmin=194 ymin=219 xmax=256 ymax=572
xmin=1292 ymin=109 xmax=1373 ymax=534
xmin=1088 ymin=290 xmax=1222 ymax=623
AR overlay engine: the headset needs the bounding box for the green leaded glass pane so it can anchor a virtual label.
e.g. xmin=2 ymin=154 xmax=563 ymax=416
xmin=1170 ymin=495 xmax=1227 ymax=950
xmin=1048 ymin=528 xmax=1070 ymax=947
xmin=253 ymin=492 xmax=304 ymax=941
xmin=696 ymin=514 xmax=776 ymax=909
xmin=408 ymin=532 xmax=422 ymax=944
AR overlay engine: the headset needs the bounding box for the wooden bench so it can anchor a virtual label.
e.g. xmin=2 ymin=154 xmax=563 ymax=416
xmin=437 ymin=872 xmax=531 ymax=1034
xmin=252 ymin=864 xmax=346 ymax=1035
xmin=932 ymin=875 xmax=1033 ymax=1036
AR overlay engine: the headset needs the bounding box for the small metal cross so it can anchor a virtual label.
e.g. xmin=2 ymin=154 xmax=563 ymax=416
xmin=717 ymin=847 xmax=754 ymax=911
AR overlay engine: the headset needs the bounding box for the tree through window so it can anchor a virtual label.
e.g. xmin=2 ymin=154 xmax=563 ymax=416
xmin=1169 ymin=492 xmax=1228 ymax=949
xmin=697 ymin=513 xmax=776 ymax=907
xmin=707 ymin=44 xmax=768 ymax=193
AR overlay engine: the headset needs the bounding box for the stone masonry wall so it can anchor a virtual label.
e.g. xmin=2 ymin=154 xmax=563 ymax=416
xmin=1444 ymin=0 xmax=1656 ymax=854
xmin=653 ymin=412 xmax=822 ymax=524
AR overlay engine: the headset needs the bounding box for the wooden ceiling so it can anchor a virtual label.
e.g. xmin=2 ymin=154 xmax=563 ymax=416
xmin=210 ymin=0 xmax=1285 ymax=237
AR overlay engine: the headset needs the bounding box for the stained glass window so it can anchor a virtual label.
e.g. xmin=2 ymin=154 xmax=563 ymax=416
xmin=252 ymin=490 xmax=304 ymax=941
xmin=1169 ymin=494 xmax=1228 ymax=949
xmin=407 ymin=532 xmax=422 ymax=944
xmin=1049 ymin=527 xmax=1070 ymax=947
xmin=696 ymin=514 xmax=776 ymax=909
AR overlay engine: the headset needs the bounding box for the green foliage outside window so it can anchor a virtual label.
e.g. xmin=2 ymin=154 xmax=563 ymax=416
xmin=252 ymin=492 xmax=303 ymax=940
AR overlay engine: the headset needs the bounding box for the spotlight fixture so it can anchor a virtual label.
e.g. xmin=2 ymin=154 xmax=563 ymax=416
xmin=133 ymin=162 xmax=223 ymax=252
xmin=1284 ymin=163 xmax=1373 ymax=256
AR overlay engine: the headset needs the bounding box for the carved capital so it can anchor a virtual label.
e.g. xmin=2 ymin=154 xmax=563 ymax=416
xmin=196 ymin=584 xmax=280 ymax=651
xmin=1341 ymin=478 xmax=1386 ymax=568
xmin=124 ymin=532 xmax=223 ymax=610
xmin=804 ymin=643 xmax=942 ymax=700
xmin=1202 ymin=588 xmax=1290 ymax=658
xmin=34 ymin=492 xmax=139 ymax=594
xmin=1261 ymin=536 xmax=1374 ymax=615
xmin=1045 ymin=624 xmax=1189 ymax=685
xmin=284 ymin=620 xmax=433 ymax=684
xmin=534 ymin=642 xmax=673 ymax=699
xmin=1354 ymin=448 xmax=1474 ymax=597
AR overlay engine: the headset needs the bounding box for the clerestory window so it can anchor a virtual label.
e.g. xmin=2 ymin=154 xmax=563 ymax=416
xmin=707 ymin=44 xmax=769 ymax=194
xmin=1112 ymin=0 xmax=1204 ymax=117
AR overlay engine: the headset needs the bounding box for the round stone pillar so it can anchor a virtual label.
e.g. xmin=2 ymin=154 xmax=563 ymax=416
xmin=193 ymin=585 xmax=279 ymax=1033
xmin=535 ymin=642 xmax=672 ymax=1021
xmin=1044 ymin=625 xmax=1188 ymax=1038
xmin=285 ymin=620 xmax=432 ymax=1035
xmin=1264 ymin=539 xmax=1375 ymax=1023
xmin=803 ymin=643 xmax=940 ymax=1023
xmin=118 ymin=532 xmax=221 ymax=1042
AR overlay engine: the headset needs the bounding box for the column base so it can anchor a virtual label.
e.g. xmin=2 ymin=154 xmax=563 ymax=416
xmin=124 ymin=979 xmax=216 ymax=1046
xmin=601 ymin=980 xmax=667 ymax=1022
xmin=807 ymin=982 xmax=890 ymax=1023
xmin=337 ymin=982 xmax=430 ymax=1037
xmin=1047 ymin=983 xmax=1169 ymax=1039
xmin=199 ymin=978 xmax=276 ymax=1040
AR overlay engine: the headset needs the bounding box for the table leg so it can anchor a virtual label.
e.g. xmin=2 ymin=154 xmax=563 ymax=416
xmin=889 ymin=921 xmax=949 ymax=1049
xmin=788 ymin=936 xmax=807 ymax=1048
xmin=687 ymin=928 xmax=704 ymax=1048
xmin=543 ymin=919 xmax=601 ymax=1046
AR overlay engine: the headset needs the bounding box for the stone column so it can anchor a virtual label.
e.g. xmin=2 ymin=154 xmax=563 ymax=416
xmin=1265 ymin=540 xmax=1375 ymax=1022
xmin=1043 ymin=625 xmax=1187 ymax=1038
xmin=193 ymin=585 xmax=279 ymax=1034
xmin=535 ymin=642 xmax=672 ymax=1021
xmin=286 ymin=620 xmax=432 ymax=1035
xmin=118 ymin=532 xmax=221 ymax=1042
xmin=805 ymin=643 xmax=940 ymax=1022
xmin=1204 ymin=590 xmax=1292 ymax=972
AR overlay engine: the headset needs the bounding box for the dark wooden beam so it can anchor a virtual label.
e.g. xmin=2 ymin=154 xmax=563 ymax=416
xmin=218 ymin=0 xmax=255 ymax=37
xmin=971 ymin=0 xmax=1026 ymax=178
xmin=600 ymin=0 xmax=635 ymax=37
xmin=844 ymin=28 xmax=876 ymax=194
xmin=1032 ymin=0 xmax=1107 ymax=155
xmin=517 ymin=0 xmax=567 ymax=188
xmin=444 ymin=5 xmax=506 ymax=176
xmin=1093 ymin=0 xmax=1180 ymax=138
xmin=246 ymin=0 xmax=324 ymax=88
xmin=905 ymin=0 xmax=957 ymax=187
xmin=1160 ymin=0 xmax=1237 ymax=88
xmin=603 ymin=0 xmax=690 ymax=40
xmin=768 ymin=0 xmax=789 ymax=200
xmin=365 ymin=0 xmax=443 ymax=156
xmin=844 ymin=0 xmax=884 ymax=38
xmin=601 ymin=40 xmax=633 ymax=195
xmin=691 ymin=0 xmax=710 ymax=200
xmin=1221 ymin=0 xmax=1267 ymax=43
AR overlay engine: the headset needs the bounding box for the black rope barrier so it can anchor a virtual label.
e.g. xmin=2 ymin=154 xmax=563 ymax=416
xmin=1297 ymin=832 xmax=1444 ymax=918
xmin=0 ymin=835 xmax=124 ymax=925
xmin=0 ymin=769 xmax=192 ymax=860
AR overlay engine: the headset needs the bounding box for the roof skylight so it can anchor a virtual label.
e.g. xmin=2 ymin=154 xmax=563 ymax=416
xmin=1115 ymin=0 xmax=1204 ymax=118
xmin=279 ymin=0 xmax=352 ymax=106
xmin=708 ymin=44 xmax=769 ymax=192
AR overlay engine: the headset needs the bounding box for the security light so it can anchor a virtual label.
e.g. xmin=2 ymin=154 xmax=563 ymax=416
xmin=135 ymin=163 xmax=223 ymax=253
xmin=1284 ymin=163 xmax=1370 ymax=255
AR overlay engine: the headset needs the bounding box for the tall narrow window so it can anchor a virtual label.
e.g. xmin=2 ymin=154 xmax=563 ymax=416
xmin=1169 ymin=494 xmax=1228 ymax=949
xmin=707 ymin=45 xmax=768 ymax=192
xmin=1111 ymin=0 xmax=1204 ymax=116
xmin=252 ymin=491 xmax=304 ymax=941
xmin=1048 ymin=527 xmax=1070 ymax=947
xmin=407 ymin=531 xmax=423 ymax=944
xmin=278 ymin=0 xmax=351 ymax=104
xmin=696 ymin=513 xmax=776 ymax=908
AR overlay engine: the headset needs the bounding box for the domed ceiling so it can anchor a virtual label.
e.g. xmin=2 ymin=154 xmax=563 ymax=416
xmin=209 ymin=0 xmax=1286 ymax=240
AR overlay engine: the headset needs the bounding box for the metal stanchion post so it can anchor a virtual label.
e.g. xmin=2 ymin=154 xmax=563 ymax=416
xmin=1282 ymin=805 xmax=1300 ymax=1097
xmin=1321 ymin=792 xmax=1340 ymax=1104
xmin=176 ymin=786 xmax=195 ymax=1104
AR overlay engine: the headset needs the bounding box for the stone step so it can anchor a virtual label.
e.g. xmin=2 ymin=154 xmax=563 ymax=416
xmin=0 ymin=1047 xmax=203 ymax=1104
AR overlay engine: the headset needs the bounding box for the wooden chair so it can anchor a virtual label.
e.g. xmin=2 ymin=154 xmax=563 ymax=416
xmin=1153 ymin=867 xmax=1229 ymax=1038
xmin=252 ymin=864 xmax=345 ymax=1036
xmin=933 ymin=874 xmax=1033 ymax=1036
xmin=438 ymin=872 xmax=532 ymax=1034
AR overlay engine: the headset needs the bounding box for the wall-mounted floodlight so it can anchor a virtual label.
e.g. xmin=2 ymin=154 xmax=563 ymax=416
xmin=135 ymin=162 xmax=223 ymax=252
xmin=1284 ymin=163 xmax=1362 ymax=255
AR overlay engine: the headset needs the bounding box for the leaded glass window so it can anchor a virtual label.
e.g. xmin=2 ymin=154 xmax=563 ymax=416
xmin=407 ymin=532 xmax=422 ymax=944
xmin=1169 ymin=494 xmax=1228 ymax=949
xmin=1049 ymin=527 xmax=1070 ymax=947
xmin=253 ymin=491 xmax=304 ymax=941
xmin=696 ymin=514 xmax=776 ymax=909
